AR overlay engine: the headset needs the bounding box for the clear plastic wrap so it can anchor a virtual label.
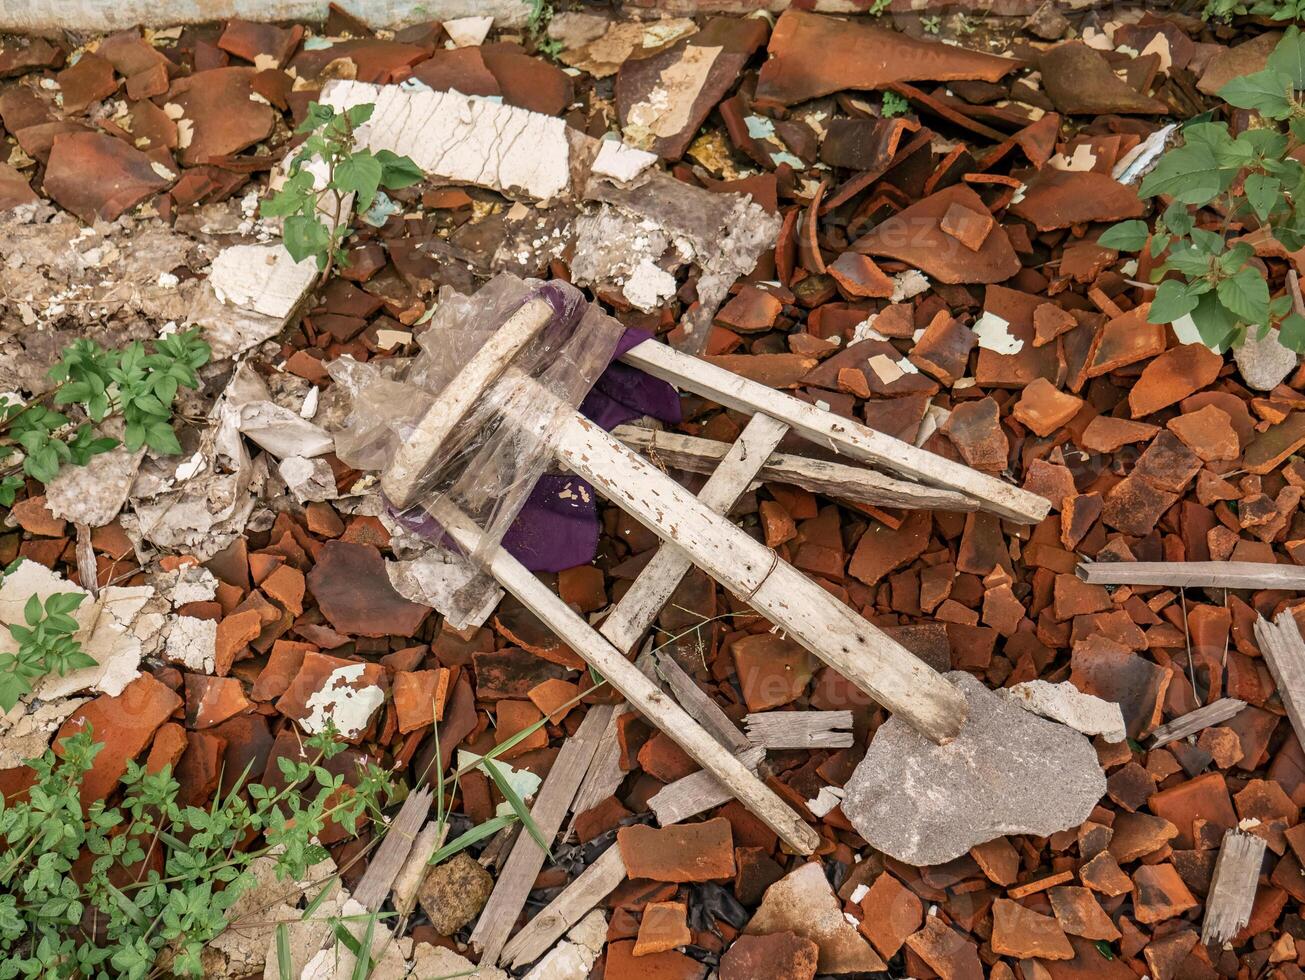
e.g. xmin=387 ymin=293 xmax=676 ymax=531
xmin=328 ymin=274 xmax=623 ymax=626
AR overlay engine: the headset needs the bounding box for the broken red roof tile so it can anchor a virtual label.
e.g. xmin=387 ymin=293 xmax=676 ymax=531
xmin=942 ymin=396 xmax=1009 ymax=471
xmin=217 ymin=19 xmax=304 ymax=67
xmin=290 ymin=39 xmax=427 ymax=84
xmin=606 ymin=939 xmax=705 ymax=980
xmin=851 ymin=184 xmax=1019 ymax=284
xmin=827 ymin=252 xmax=894 ymax=299
xmin=633 ymin=900 xmax=692 ymax=957
xmin=393 ymin=668 xmax=450 ymax=733
xmin=857 ymin=871 xmax=922 ymax=960
xmin=1129 ymin=343 xmax=1224 ymax=419
xmin=1132 ymin=863 xmax=1199 ymax=924
xmin=1085 ymin=306 xmax=1167 ymax=377
xmin=57 ymin=54 xmax=118 ymax=114
xmin=1069 ymin=639 xmax=1168 ymax=739
xmin=1039 ymin=42 xmax=1168 ymax=114
xmin=909 ymin=311 xmax=977 ymax=385
xmin=0 ymin=37 xmax=64 ymax=78
xmin=1168 ymin=404 xmax=1240 ymax=462
xmin=1080 ymin=415 xmax=1159 ymax=453
xmin=165 ymin=67 xmax=277 ymax=166
xmin=307 ymin=540 xmax=428 ymax=637
xmin=991 ymin=898 xmax=1074 ymax=960
xmin=848 ymin=511 xmax=931 ymax=586
xmin=1048 ymin=885 xmax=1121 ymax=941
xmin=1148 ymin=772 xmax=1237 ymax=850
xmin=1244 ymin=411 xmax=1305 ymax=474
xmin=184 ymin=674 xmax=253 ymax=729
xmin=43 ymin=131 xmax=170 ymax=224
xmin=1010 ymin=169 xmax=1146 ymax=232
xmin=755 ymin=10 xmax=1019 ymax=107
xmin=730 ymin=633 xmax=815 ymax=712
xmin=720 ymin=932 xmax=818 ymax=980
xmin=0 ymin=163 xmax=38 ymax=211
xmin=904 ymin=916 xmax=984 ymax=980
xmin=1013 ymin=378 xmax=1083 ymax=437
xmin=618 ymin=819 xmax=736 ymax=882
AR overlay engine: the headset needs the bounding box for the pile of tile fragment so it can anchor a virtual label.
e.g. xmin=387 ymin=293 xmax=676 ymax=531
xmin=3 ymin=5 xmax=1305 ymax=979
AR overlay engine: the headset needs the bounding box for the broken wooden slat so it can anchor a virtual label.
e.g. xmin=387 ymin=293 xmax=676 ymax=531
xmin=744 ymin=710 xmax=856 ymax=749
xmin=1150 ymin=698 xmax=1247 ymax=749
xmin=566 ymin=705 xmax=625 ymax=829
xmin=500 ymin=844 xmax=628 ymax=970
xmin=468 ymin=706 xmax=611 ymax=964
xmin=653 ymin=651 xmax=755 ymax=756
xmin=613 ymin=424 xmax=978 ymax=512
xmin=1201 ymin=830 xmax=1266 ymax=944
xmin=352 ymin=786 xmax=432 ymax=910
xmin=649 ymin=746 xmax=768 ymax=826
xmin=382 ymin=297 xmax=554 ymax=510
xmin=1253 ymin=611 xmax=1305 ymax=747
xmin=618 ymin=338 xmax=1050 ymax=524
xmin=425 ymin=496 xmax=820 ymax=854
xmin=553 ymin=413 xmax=968 ymax=744
xmin=1078 ymin=560 xmax=1305 ymax=590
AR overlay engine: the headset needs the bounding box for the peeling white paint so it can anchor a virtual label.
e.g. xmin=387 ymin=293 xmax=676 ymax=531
xmin=303 ymin=663 xmax=384 ymax=739
xmin=973 ymin=311 xmax=1024 ymax=355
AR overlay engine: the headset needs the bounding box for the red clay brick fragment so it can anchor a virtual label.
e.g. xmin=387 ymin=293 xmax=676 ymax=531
xmin=618 ymin=819 xmax=736 ymax=882
xmin=720 ymin=932 xmax=818 ymax=980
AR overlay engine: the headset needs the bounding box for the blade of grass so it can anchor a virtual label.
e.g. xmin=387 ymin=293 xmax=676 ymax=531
xmin=429 ymin=813 xmax=517 ymax=866
xmin=350 ymin=912 xmax=377 ymax=980
xmin=482 ymin=757 xmax=550 ymax=859
xmin=276 ymin=924 xmax=293 ymax=980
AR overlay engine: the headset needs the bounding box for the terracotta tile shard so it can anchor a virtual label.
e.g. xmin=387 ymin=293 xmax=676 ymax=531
xmin=1080 ymin=416 xmax=1159 ymax=453
xmin=848 ymin=511 xmax=931 ymax=586
xmin=1080 ymin=850 xmax=1133 ymax=896
xmin=1109 ymin=811 xmax=1178 ymax=862
xmin=165 ymin=67 xmax=277 ymax=166
xmin=634 ymin=901 xmax=692 ymax=957
xmin=56 ymin=673 xmax=182 ymax=807
xmin=1132 ymin=863 xmax=1199 ymax=924
xmin=828 ymin=252 xmax=895 ymax=298
xmin=910 ymin=311 xmax=977 ymax=385
xmin=275 ymin=651 xmax=385 ymax=741
xmin=1102 ymin=474 xmax=1178 ymax=537
xmin=1013 ymin=378 xmax=1084 ymax=437
xmin=940 ymin=201 xmax=994 ymax=252
xmin=214 ymin=609 xmax=264 ymax=676
xmin=720 ymin=932 xmax=819 ymax=980
xmin=970 ymin=836 xmax=1021 ymax=885
xmin=1069 ymin=640 xmax=1169 ymax=739
xmin=495 ymin=700 xmax=548 ymax=759
xmin=942 ymin=396 xmax=1009 ymax=470
xmin=184 ymin=674 xmax=253 ymax=729
xmin=393 ymin=669 xmax=450 ymax=733
xmin=851 ymin=184 xmax=1020 ymax=284
xmin=1086 ymin=306 xmax=1166 ymax=377
xmin=1061 ymin=493 xmax=1103 ymax=550
xmin=217 ymin=19 xmax=303 ymax=68
xmin=1039 ymin=42 xmax=1168 ymax=114
xmin=57 ymin=54 xmax=118 ymax=114
xmin=991 ymin=898 xmax=1074 ymax=960
xmin=1010 ymin=169 xmax=1145 ymax=231
xmin=260 ymin=563 xmax=305 ymax=616
xmin=1129 ymin=344 xmax=1224 ymax=419
xmin=746 ymin=862 xmax=885 ymax=973
xmin=43 ymin=131 xmax=170 ymax=224
xmin=904 ymin=916 xmax=983 ymax=980
xmin=618 ymin=819 xmax=736 ymax=882
xmin=730 ymin=633 xmax=815 ymax=711
xmin=716 ymin=285 xmax=784 ymax=333
xmin=307 ymin=540 xmax=428 ymax=637
xmin=1034 ymin=303 xmax=1077 ymax=348
xmin=857 ymin=871 xmax=922 ymax=959
xmin=0 ymin=163 xmax=38 ymax=211
xmin=606 ymin=940 xmax=704 ymax=980
xmin=703 ymin=354 xmax=818 ymax=388
xmin=756 ymin=9 xmax=1020 ymax=106
xmin=1167 ymin=404 xmax=1240 ymax=462
xmin=528 ymin=677 xmax=579 ymax=724
xmin=1148 ymin=772 xmax=1237 ymax=849
xmin=1244 ymin=411 xmax=1305 ymax=474
xmin=1048 ymin=885 xmax=1121 ymax=941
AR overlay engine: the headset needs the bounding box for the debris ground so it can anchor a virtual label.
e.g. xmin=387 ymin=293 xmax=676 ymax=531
xmin=2 ymin=4 xmax=1305 ymax=980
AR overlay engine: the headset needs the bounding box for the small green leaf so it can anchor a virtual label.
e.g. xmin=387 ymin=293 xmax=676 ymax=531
xmin=1281 ymin=312 xmax=1305 ymax=352
xmin=1148 ymin=280 xmax=1201 ymax=324
xmin=1219 ymin=68 xmax=1294 ymax=120
xmin=282 ymin=215 xmax=332 ymax=266
xmin=334 ymin=152 xmax=384 ymax=212
xmin=375 ymin=149 xmax=424 ymax=190
xmin=1217 ymin=266 xmax=1272 ymax=326
xmin=1245 ymin=173 xmax=1281 ymax=222
xmin=1097 ymin=220 xmax=1149 ymax=252
xmin=1267 ymin=25 xmax=1305 ymax=88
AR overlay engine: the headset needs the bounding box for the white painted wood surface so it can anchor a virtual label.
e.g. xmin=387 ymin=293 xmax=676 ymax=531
xmin=1150 ymin=698 xmax=1247 ymax=749
xmin=382 ymin=298 xmax=553 ymax=509
xmin=1080 ymin=561 xmax=1305 ymax=590
xmin=424 ymin=497 xmax=820 ymax=855
xmin=1202 ymin=830 xmax=1266 ymax=944
xmin=619 ymin=339 xmax=1049 ymax=524
xmin=614 ymin=424 xmax=978 ymax=511
xmin=554 ymin=414 xmax=968 ymax=744
xmin=1254 ymin=612 xmax=1305 ymax=748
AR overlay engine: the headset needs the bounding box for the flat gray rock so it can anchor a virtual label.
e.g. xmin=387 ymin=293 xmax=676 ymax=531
xmin=842 ymin=672 xmax=1106 ymax=866
xmin=1234 ymin=326 xmax=1298 ymax=392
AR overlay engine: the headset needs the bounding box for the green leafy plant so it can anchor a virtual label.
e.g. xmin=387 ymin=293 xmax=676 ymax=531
xmin=1100 ymin=28 xmax=1305 ymax=353
xmin=868 ymin=0 xmax=891 ymax=14
xmin=260 ymin=102 xmax=423 ymax=284
xmin=881 ymin=91 xmax=911 ymax=118
xmin=0 ymin=592 xmax=93 ymax=713
xmin=1203 ymin=0 xmax=1305 ymax=21
xmin=524 ymin=0 xmax=562 ymax=58
xmin=0 ymin=724 xmax=395 ymax=979
xmin=921 ymin=14 xmax=943 ymax=33
xmin=0 ymin=329 xmax=210 ymax=504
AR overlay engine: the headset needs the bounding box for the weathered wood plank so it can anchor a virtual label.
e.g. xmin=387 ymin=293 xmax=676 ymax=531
xmin=1254 ymin=611 xmax=1305 ymax=748
xmin=352 ymin=787 xmax=432 ymax=911
xmin=654 ymin=651 xmax=754 ymax=756
xmin=648 ymin=746 xmax=768 ymax=826
xmin=1079 ymin=560 xmax=1305 ymax=590
xmin=618 ymin=339 xmax=1049 ymax=523
xmin=1150 ymin=699 xmax=1247 ymax=749
xmin=566 ymin=704 xmax=625 ymax=830
xmin=1202 ymin=829 xmax=1266 ymax=944
xmin=613 ymin=424 xmax=977 ymax=512
xmin=745 ymin=710 xmax=855 ymax=749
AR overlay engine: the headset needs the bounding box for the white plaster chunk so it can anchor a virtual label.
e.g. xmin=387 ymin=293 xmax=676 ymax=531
xmin=238 ymin=401 xmax=335 ymax=459
xmin=622 ymin=257 xmax=678 ymax=311
xmin=523 ymin=909 xmax=607 ymax=980
xmin=1001 ymin=679 xmax=1127 ymax=743
xmin=0 ymin=697 xmax=86 ymax=768
xmin=443 ymin=15 xmax=494 ymax=47
xmin=321 ymin=80 xmax=571 ymax=201
xmin=165 ymin=615 xmax=217 ymax=673
xmin=209 ymin=243 xmax=318 ymax=320
xmin=44 ymin=439 xmax=144 ymax=528
xmin=279 ymin=456 xmax=339 ymax=503
xmin=890 ymin=269 xmax=930 ymax=303
xmin=387 ymin=550 xmax=502 ymax=629
xmin=806 ymin=785 xmax=845 ymax=818
xmin=411 ymin=944 xmax=507 ymax=980
xmin=973 ymin=311 xmax=1024 ymax=354
xmin=1234 ymin=326 xmax=1300 ymax=392
xmin=592 ymin=139 xmax=658 ymax=183
xmin=302 ymin=663 xmax=384 ymax=738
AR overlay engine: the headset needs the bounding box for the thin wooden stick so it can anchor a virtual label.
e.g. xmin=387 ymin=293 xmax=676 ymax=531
xmin=351 ymin=787 xmax=432 ymax=910
xmin=618 ymin=339 xmax=1049 ymax=523
xmin=613 ymin=424 xmax=978 ymax=512
xmin=1254 ymin=611 xmax=1305 ymax=747
xmin=1078 ymin=561 xmax=1305 ymax=590
xmin=745 ymin=710 xmax=855 ymax=749
xmin=1202 ymin=830 xmax=1266 ymax=944
xmin=1149 ymin=699 xmax=1247 ymax=749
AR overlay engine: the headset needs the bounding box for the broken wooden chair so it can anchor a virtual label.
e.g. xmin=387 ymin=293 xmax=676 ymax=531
xmin=367 ymin=282 xmax=1050 ymax=962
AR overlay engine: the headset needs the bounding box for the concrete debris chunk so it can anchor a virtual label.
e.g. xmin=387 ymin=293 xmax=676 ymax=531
xmin=1002 ymin=680 xmax=1127 ymax=743
xmin=1234 ymin=325 xmax=1299 ymax=392
xmin=842 ymin=672 xmax=1106 ymax=865
xmin=523 ymin=909 xmax=607 ymax=980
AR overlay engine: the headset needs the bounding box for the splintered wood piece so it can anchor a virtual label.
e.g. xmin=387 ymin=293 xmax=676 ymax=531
xmin=352 ymin=787 xmax=432 ymax=910
xmin=649 ymin=746 xmax=767 ymax=826
xmin=1254 ymin=611 xmax=1305 ymax=747
xmin=745 ymin=710 xmax=856 ymax=749
xmin=613 ymin=424 xmax=978 ymax=512
xmin=469 ymin=706 xmax=611 ymax=964
xmin=1079 ymin=560 xmax=1305 ymax=590
xmin=1150 ymin=698 xmax=1248 ymax=749
xmin=554 ymin=414 xmax=968 ymax=744
xmin=425 ymin=496 xmax=820 ymax=855
xmin=500 ymin=844 xmax=628 ymax=969
xmin=381 ymin=297 xmax=554 ymax=509
xmin=619 ymin=338 xmax=1050 ymax=523
xmin=1202 ymin=830 xmax=1267 ymax=944
xmin=654 ymin=651 xmax=755 ymax=755
xmin=566 ymin=705 xmax=625 ymax=828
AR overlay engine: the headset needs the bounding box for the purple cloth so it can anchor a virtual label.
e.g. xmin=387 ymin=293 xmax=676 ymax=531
xmin=508 ymin=327 xmax=681 ymax=572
